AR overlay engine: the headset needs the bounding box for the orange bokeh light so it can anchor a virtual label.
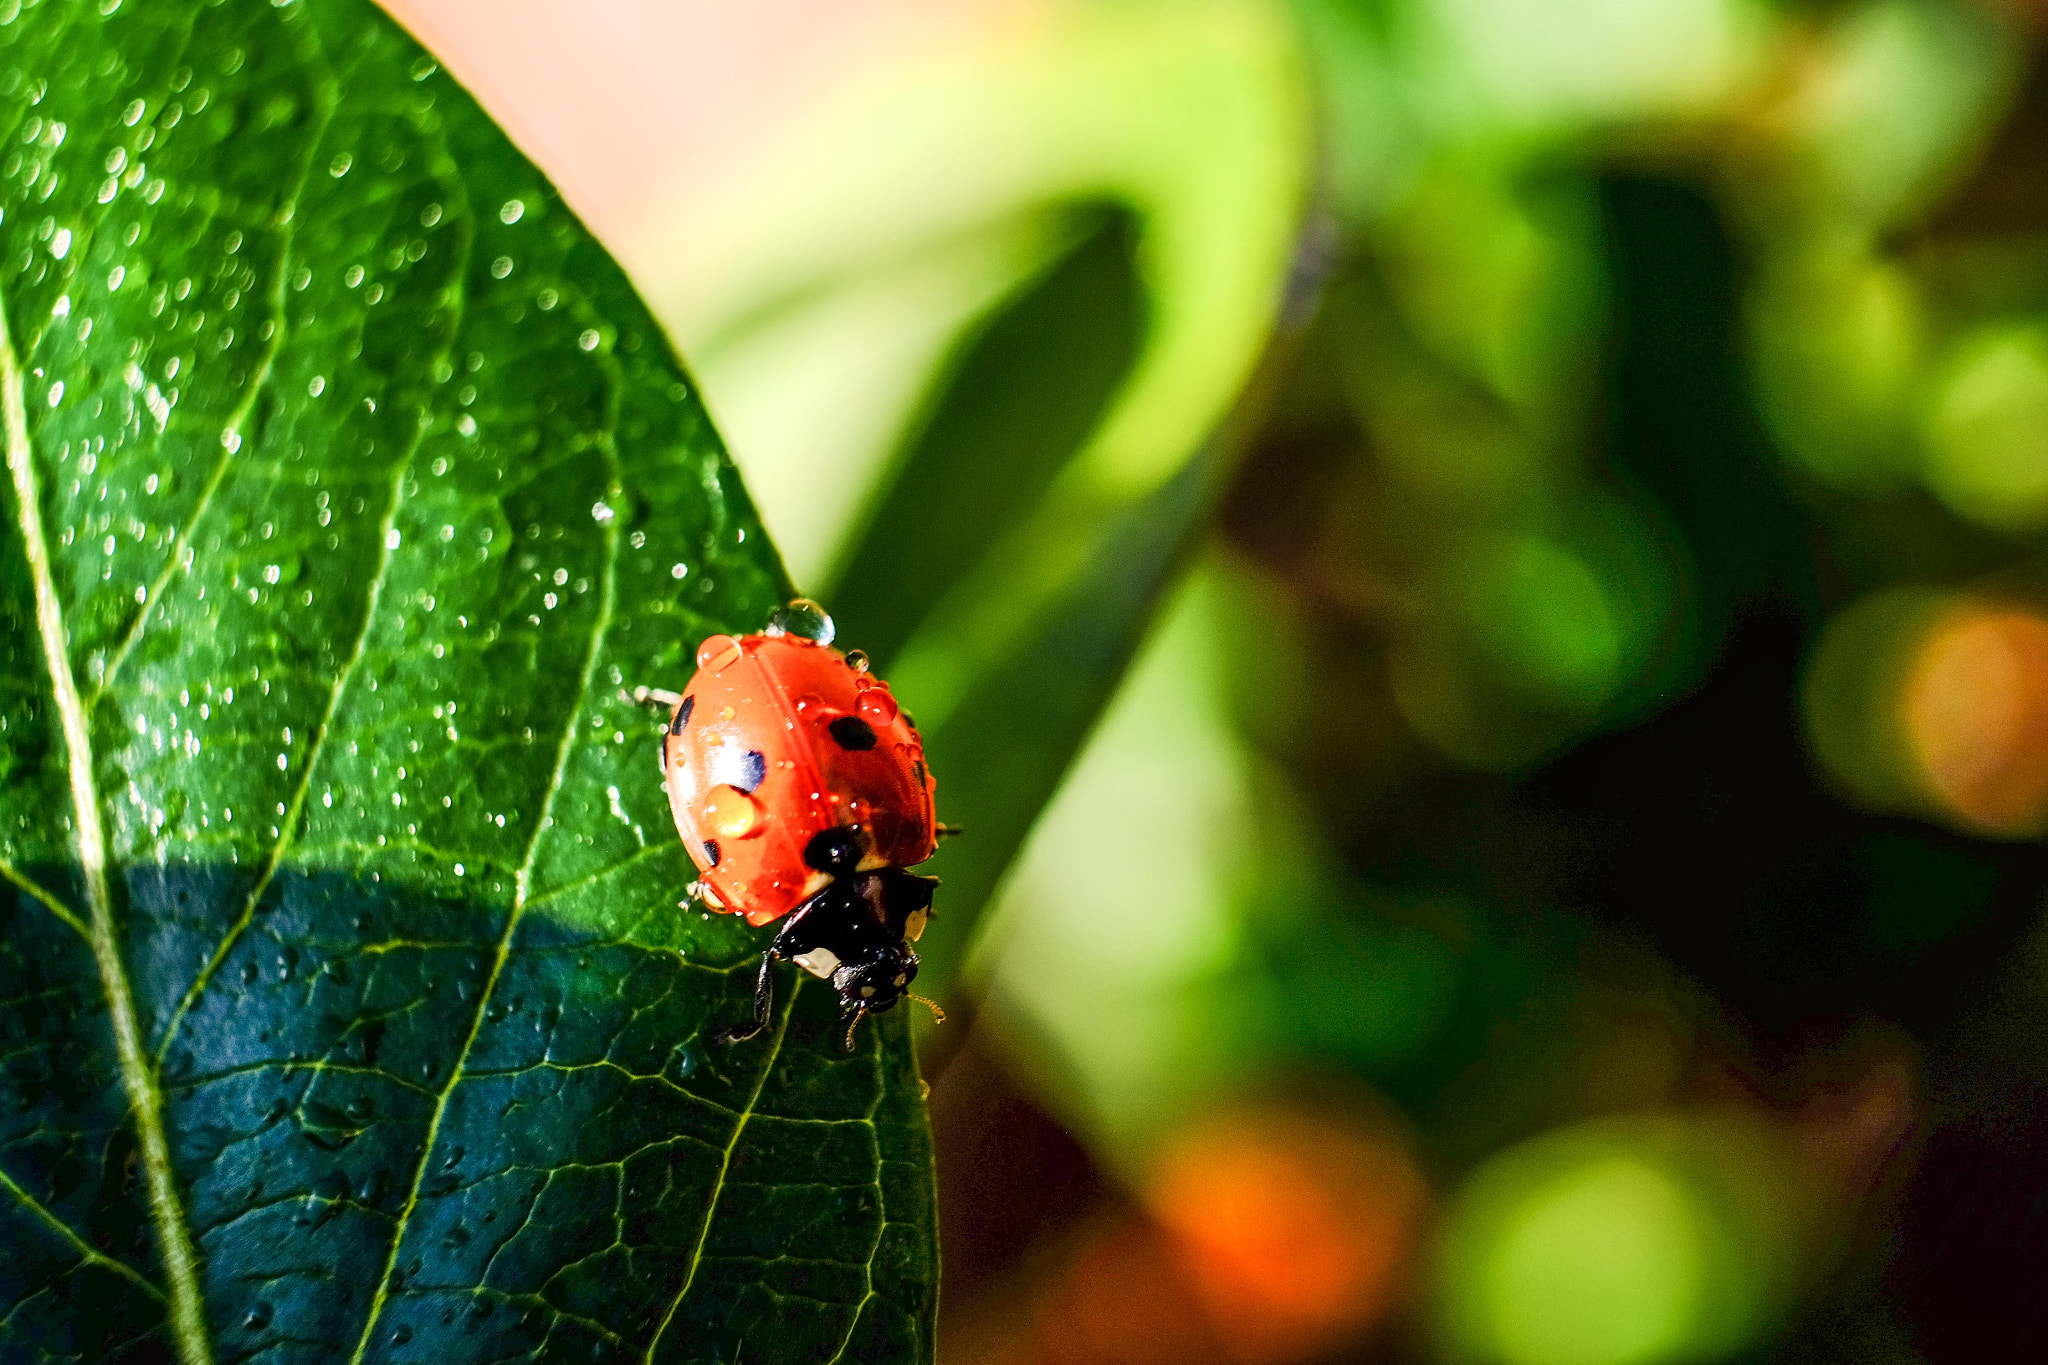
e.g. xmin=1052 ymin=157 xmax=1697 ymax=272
xmin=1146 ymin=1107 xmax=1429 ymax=1363
xmin=1023 ymin=1218 xmax=1234 ymax=1365
xmin=1901 ymin=605 xmax=2048 ymax=837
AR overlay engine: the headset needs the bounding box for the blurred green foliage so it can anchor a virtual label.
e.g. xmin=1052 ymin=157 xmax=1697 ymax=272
xmin=644 ymin=0 xmax=2048 ymax=1359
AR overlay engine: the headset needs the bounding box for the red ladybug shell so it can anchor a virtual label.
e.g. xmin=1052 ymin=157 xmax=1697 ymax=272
xmin=662 ymin=631 xmax=938 ymax=927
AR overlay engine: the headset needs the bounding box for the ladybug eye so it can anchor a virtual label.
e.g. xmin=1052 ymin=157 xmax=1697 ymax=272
xmin=828 ymin=716 xmax=877 ymax=751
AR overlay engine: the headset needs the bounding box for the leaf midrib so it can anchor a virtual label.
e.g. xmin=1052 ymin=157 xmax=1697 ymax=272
xmin=0 ymin=15 xmax=346 ymax=1360
xmin=0 ymin=296 xmax=215 ymax=1364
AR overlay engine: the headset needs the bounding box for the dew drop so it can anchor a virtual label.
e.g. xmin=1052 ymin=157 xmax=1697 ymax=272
xmin=704 ymin=784 xmax=765 ymax=840
xmin=696 ymin=634 xmax=741 ymax=672
xmin=858 ymin=688 xmax=900 ymax=726
xmin=764 ymin=597 xmax=834 ymax=646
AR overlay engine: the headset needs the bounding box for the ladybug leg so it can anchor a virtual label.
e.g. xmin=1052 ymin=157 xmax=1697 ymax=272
xmin=714 ymin=951 xmax=779 ymax=1045
xmin=625 ymin=686 xmax=684 ymax=710
xmin=714 ymin=904 xmax=824 ymax=1045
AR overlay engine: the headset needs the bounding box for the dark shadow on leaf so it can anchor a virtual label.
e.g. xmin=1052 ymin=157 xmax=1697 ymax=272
xmin=1 ymin=863 xmax=933 ymax=1365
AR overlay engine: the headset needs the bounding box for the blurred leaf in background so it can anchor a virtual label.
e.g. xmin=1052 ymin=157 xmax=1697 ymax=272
xmin=641 ymin=0 xmax=1314 ymax=988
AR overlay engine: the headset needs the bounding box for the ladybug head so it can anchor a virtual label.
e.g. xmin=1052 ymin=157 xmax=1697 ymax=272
xmin=831 ymin=940 xmax=948 ymax=1050
xmin=831 ymin=939 xmax=918 ymax=1017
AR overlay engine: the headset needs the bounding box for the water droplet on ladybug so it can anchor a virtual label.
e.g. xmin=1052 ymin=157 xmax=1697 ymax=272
xmin=696 ymin=634 xmax=741 ymax=671
xmin=719 ymin=705 xmax=736 ymax=722
xmin=704 ymin=783 xmax=766 ymax=839
xmin=765 ymin=597 xmax=834 ymax=646
xmin=858 ymin=688 xmax=900 ymax=725
xmin=846 ymin=648 xmax=870 ymax=672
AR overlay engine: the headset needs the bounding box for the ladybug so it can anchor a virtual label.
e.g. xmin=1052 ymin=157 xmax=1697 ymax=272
xmin=634 ymin=601 xmax=949 ymax=1050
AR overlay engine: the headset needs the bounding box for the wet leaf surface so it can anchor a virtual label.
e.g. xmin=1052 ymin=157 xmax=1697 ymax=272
xmin=0 ymin=3 xmax=936 ymax=1362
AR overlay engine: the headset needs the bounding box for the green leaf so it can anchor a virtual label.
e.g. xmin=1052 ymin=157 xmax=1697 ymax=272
xmin=909 ymin=446 xmax=1217 ymax=996
xmin=0 ymin=4 xmax=936 ymax=1364
xmin=825 ymin=203 xmax=1149 ymax=671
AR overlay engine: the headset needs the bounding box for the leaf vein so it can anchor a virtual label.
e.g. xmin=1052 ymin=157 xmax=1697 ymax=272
xmin=92 ymin=24 xmax=339 ymax=705
xmin=0 ymin=856 xmax=89 ymax=941
xmin=348 ymin=363 xmax=625 ymax=1363
xmin=151 ymin=452 xmax=414 ymax=1067
xmin=643 ymin=979 xmax=798 ymax=1364
xmin=0 ymin=1160 xmax=166 ymax=1302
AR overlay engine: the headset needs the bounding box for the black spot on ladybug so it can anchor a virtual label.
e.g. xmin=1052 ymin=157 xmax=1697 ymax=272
xmin=736 ymin=749 xmax=766 ymax=792
xmin=671 ymin=694 xmax=694 ymax=733
xmin=704 ymin=839 xmax=721 ymax=866
xmin=829 ymin=716 xmax=877 ymax=751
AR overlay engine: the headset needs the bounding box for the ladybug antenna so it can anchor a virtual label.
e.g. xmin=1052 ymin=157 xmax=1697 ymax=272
xmin=905 ymin=991 xmax=946 ymax=1024
xmin=842 ymin=1006 xmax=867 ymax=1053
